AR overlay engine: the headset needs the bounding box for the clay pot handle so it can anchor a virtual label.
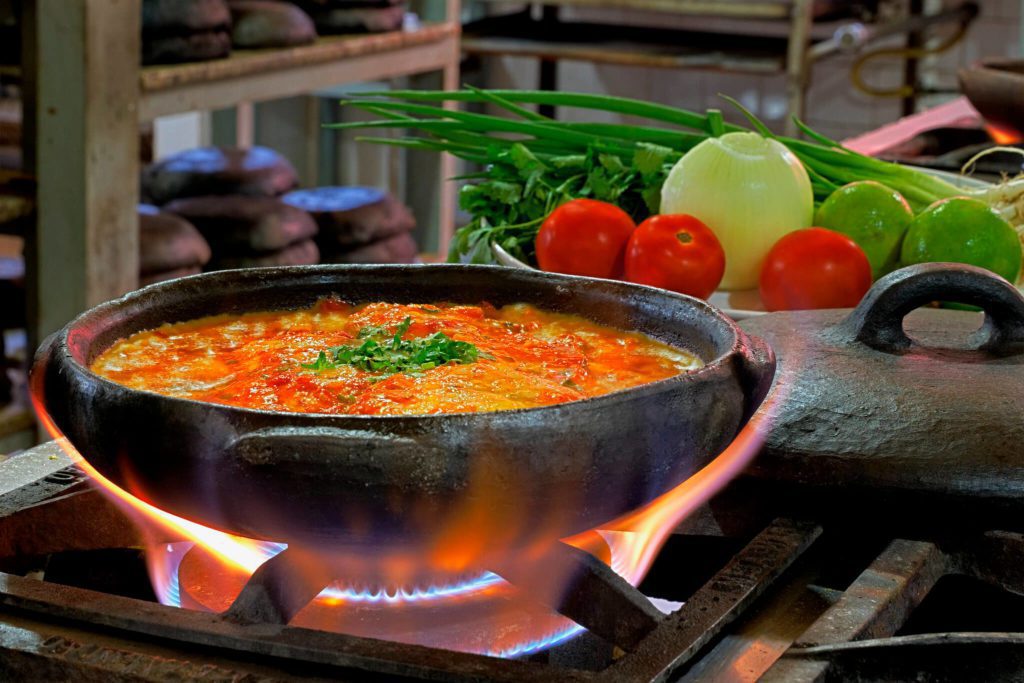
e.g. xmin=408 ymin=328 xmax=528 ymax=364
xmin=840 ymin=262 xmax=1024 ymax=354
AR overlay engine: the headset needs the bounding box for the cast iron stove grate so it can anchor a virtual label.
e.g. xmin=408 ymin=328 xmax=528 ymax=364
xmin=1 ymin=442 xmax=1022 ymax=682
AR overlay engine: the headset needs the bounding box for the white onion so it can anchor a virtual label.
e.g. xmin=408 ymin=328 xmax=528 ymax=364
xmin=661 ymin=132 xmax=814 ymax=290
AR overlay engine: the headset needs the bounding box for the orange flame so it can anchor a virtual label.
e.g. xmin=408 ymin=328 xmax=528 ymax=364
xmin=586 ymin=410 xmax=770 ymax=585
xmin=30 ymin=386 xmax=270 ymax=574
xmin=986 ymin=123 xmax=1023 ymax=146
xmin=30 ymin=368 xmax=775 ymax=655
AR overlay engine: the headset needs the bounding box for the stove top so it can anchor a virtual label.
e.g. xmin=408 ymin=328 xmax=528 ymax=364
xmin=1 ymin=442 xmax=1022 ymax=682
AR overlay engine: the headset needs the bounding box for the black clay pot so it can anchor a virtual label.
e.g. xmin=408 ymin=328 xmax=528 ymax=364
xmin=741 ymin=262 xmax=1024 ymax=506
xmin=34 ymin=265 xmax=773 ymax=554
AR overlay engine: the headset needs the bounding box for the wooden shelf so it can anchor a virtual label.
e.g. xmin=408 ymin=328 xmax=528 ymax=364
xmin=466 ymin=0 xmax=862 ymax=20
xmin=140 ymin=22 xmax=460 ymax=120
xmin=463 ymin=16 xmax=790 ymax=73
xmin=6 ymin=23 xmax=461 ymax=119
xmin=22 ymin=0 xmax=461 ymax=350
xmin=463 ymin=1 xmax=817 ymax=134
xmin=468 ymin=0 xmax=794 ymax=19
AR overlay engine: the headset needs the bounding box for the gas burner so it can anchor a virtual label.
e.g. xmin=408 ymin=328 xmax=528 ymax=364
xmin=3 ymin=442 xmax=1024 ymax=681
xmin=20 ymin=368 xmax=765 ymax=665
xmin=158 ymin=539 xmax=584 ymax=657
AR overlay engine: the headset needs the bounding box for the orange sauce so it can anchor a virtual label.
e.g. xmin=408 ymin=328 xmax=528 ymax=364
xmin=90 ymin=299 xmax=700 ymax=415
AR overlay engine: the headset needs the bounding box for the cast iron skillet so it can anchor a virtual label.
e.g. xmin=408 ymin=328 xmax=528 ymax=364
xmin=35 ymin=265 xmax=774 ymax=553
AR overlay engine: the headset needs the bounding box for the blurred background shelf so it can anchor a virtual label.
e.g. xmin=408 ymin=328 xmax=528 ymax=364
xmin=20 ymin=0 xmax=460 ymax=355
xmin=462 ymin=1 xmax=978 ymax=127
xmin=463 ymin=15 xmax=794 ymax=73
xmin=139 ymin=23 xmax=459 ymax=121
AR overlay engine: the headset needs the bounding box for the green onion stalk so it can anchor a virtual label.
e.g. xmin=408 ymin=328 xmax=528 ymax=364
xmin=329 ymin=88 xmax=1024 ymax=265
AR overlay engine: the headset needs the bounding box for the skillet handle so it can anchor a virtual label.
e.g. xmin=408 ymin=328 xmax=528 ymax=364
xmin=839 ymin=262 xmax=1024 ymax=354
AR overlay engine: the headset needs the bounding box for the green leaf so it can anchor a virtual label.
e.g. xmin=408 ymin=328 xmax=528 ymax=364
xmin=523 ymin=168 xmax=545 ymax=199
xmin=587 ymin=168 xmax=614 ymax=200
xmin=301 ymin=351 xmax=336 ymax=372
xmin=598 ymin=153 xmax=626 ymax=174
xmin=508 ymin=143 xmax=547 ymax=173
xmin=634 ymin=143 xmax=672 ymax=179
xmin=468 ymin=235 xmax=494 ymax=264
xmin=792 ymin=116 xmax=843 ymax=148
xmin=719 ymin=94 xmax=774 ymax=138
xmin=458 ymin=184 xmax=489 ymax=212
xmin=707 ymin=108 xmax=726 ymax=137
xmin=642 ymin=185 xmax=662 ymax=214
xmin=464 ymin=84 xmax=550 ymax=122
xmin=480 ymin=181 xmax=522 ymax=204
xmin=393 ymin=316 xmax=412 ymax=343
xmin=550 ymin=154 xmax=587 ymax=169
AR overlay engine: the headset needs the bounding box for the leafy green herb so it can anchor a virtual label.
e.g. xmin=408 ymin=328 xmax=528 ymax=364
xmin=302 ymin=351 xmax=335 ymax=372
xmin=332 ymin=88 xmax=980 ymax=264
xmin=302 ymin=317 xmax=488 ymax=377
xmin=443 ymin=142 xmax=673 ymax=264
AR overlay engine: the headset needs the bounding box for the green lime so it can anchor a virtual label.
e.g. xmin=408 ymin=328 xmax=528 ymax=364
xmin=901 ymin=197 xmax=1022 ymax=284
xmin=814 ymin=181 xmax=913 ymax=280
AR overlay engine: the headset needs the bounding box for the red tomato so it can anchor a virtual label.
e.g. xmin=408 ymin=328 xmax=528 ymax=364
xmin=623 ymin=215 xmax=725 ymax=299
xmin=759 ymin=228 xmax=872 ymax=311
xmin=536 ymin=199 xmax=636 ymax=278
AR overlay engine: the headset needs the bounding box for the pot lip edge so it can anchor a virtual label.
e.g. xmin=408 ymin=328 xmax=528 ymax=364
xmin=45 ymin=263 xmax=763 ymax=424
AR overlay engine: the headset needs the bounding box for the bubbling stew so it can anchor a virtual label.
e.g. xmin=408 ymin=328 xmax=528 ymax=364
xmin=90 ymin=298 xmax=701 ymax=415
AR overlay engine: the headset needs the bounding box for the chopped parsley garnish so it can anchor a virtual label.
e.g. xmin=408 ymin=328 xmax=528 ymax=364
xmin=303 ymin=351 xmax=337 ymax=372
xmin=302 ymin=317 xmax=488 ymax=376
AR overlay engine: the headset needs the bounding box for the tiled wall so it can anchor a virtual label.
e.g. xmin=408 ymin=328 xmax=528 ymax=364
xmin=483 ymin=1 xmax=1022 ymax=139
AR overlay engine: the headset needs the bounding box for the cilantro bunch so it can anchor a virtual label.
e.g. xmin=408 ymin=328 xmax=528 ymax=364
xmin=453 ymin=142 xmax=673 ymax=264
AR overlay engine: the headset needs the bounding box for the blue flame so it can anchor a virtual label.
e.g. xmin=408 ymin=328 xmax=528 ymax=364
xmin=487 ymin=624 xmax=585 ymax=658
xmin=164 ymin=573 xmax=181 ymax=607
xmin=152 ymin=539 xmax=587 ymax=658
xmin=256 ymin=541 xmax=505 ymax=605
xmin=319 ymin=572 xmax=504 ymax=604
xmin=155 ymin=542 xmax=188 ymax=608
xmin=156 ymin=540 xmax=505 ymax=607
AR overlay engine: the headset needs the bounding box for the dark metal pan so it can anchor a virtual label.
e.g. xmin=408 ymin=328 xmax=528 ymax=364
xmin=34 ymin=265 xmax=773 ymax=553
xmin=741 ymin=263 xmax=1024 ymax=509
